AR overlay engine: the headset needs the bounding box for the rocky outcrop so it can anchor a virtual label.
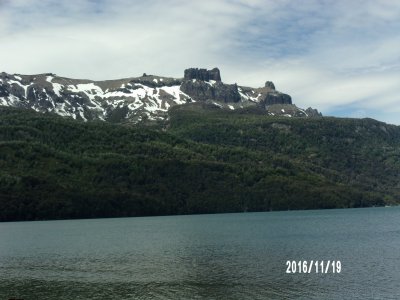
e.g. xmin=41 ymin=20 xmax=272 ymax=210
xmin=181 ymin=67 xmax=240 ymax=102
xmin=262 ymin=92 xmax=292 ymax=106
xmin=305 ymin=107 xmax=322 ymax=117
xmin=184 ymin=68 xmax=221 ymax=82
xmin=265 ymin=81 xmax=275 ymax=90
xmin=213 ymin=82 xmax=241 ymax=103
xmin=252 ymin=82 xmax=292 ymax=106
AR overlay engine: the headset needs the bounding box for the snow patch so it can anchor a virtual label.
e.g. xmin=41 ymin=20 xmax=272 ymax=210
xmin=159 ymin=85 xmax=189 ymax=105
xmin=68 ymin=83 xmax=103 ymax=100
xmin=0 ymin=97 xmax=9 ymax=106
xmin=54 ymin=103 xmax=70 ymax=117
xmin=128 ymin=101 xmax=143 ymax=111
xmin=239 ymin=90 xmax=260 ymax=103
xmin=298 ymin=108 xmax=308 ymax=117
xmin=213 ymin=102 xmax=223 ymax=108
xmin=9 ymin=95 xmax=21 ymax=105
xmin=52 ymin=82 xmax=64 ymax=97
xmin=77 ymin=107 xmax=87 ymax=121
xmin=205 ymin=80 xmax=217 ymax=87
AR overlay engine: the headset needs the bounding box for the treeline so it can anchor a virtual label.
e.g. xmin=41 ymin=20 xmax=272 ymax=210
xmin=0 ymin=106 xmax=398 ymax=221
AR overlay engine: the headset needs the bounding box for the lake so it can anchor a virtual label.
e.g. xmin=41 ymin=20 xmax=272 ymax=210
xmin=1 ymin=207 xmax=400 ymax=299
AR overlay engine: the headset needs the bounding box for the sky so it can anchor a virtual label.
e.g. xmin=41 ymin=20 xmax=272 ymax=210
xmin=0 ymin=0 xmax=399 ymax=124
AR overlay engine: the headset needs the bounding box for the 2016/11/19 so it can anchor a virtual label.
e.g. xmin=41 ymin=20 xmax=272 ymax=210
xmin=286 ymin=260 xmax=342 ymax=274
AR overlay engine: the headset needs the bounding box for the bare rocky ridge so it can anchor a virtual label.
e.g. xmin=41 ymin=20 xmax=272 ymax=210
xmin=0 ymin=68 xmax=321 ymax=122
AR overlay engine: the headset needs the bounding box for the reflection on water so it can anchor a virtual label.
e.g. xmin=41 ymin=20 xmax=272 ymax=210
xmin=1 ymin=207 xmax=400 ymax=299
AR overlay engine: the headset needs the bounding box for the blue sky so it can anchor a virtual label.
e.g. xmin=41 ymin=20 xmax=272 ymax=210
xmin=0 ymin=0 xmax=399 ymax=124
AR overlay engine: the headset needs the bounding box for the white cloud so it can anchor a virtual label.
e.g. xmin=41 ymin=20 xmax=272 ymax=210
xmin=0 ymin=0 xmax=399 ymax=124
xmin=0 ymin=0 xmax=255 ymax=78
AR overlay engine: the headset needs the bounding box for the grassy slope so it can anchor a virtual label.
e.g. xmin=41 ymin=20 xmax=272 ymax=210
xmin=0 ymin=106 xmax=399 ymax=221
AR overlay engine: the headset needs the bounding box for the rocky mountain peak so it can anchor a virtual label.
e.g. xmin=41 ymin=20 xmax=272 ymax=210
xmin=184 ymin=67 xmax=221 ymax=82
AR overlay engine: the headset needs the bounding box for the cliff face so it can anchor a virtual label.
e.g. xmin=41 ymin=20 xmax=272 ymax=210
xmin=184 ymin=67 xmax=222 ymax=81
xmin=0 ymin=68 xmax=319 ymax=123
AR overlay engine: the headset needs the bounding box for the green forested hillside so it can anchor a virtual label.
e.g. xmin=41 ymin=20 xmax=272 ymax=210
xmin=0 ymin=106 xmax=399 ymax=221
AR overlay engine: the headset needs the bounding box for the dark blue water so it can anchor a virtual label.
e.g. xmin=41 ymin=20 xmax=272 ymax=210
xmin=1 ymin=207 xmax=400 ymax=299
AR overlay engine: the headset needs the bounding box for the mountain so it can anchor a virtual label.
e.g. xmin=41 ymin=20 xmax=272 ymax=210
xmin=0 ymin=67 xmax=398 ymax=222
xmin=0 ymin=68 xmax=320 ymax=123
xmin=0 ymin=105 xmax=399 ymax=221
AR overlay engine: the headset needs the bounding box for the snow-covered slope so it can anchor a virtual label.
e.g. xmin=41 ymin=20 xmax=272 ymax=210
xmin=0 ymin=68 xmax=320 ymax=122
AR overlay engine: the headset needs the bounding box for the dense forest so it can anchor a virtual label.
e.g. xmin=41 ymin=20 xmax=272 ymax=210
xmin=0 ymin=105 xmax=399 ymax=221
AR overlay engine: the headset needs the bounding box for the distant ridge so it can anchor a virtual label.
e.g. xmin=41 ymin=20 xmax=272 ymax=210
xmin=0 ymin=68 xmax=320 ymax=123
